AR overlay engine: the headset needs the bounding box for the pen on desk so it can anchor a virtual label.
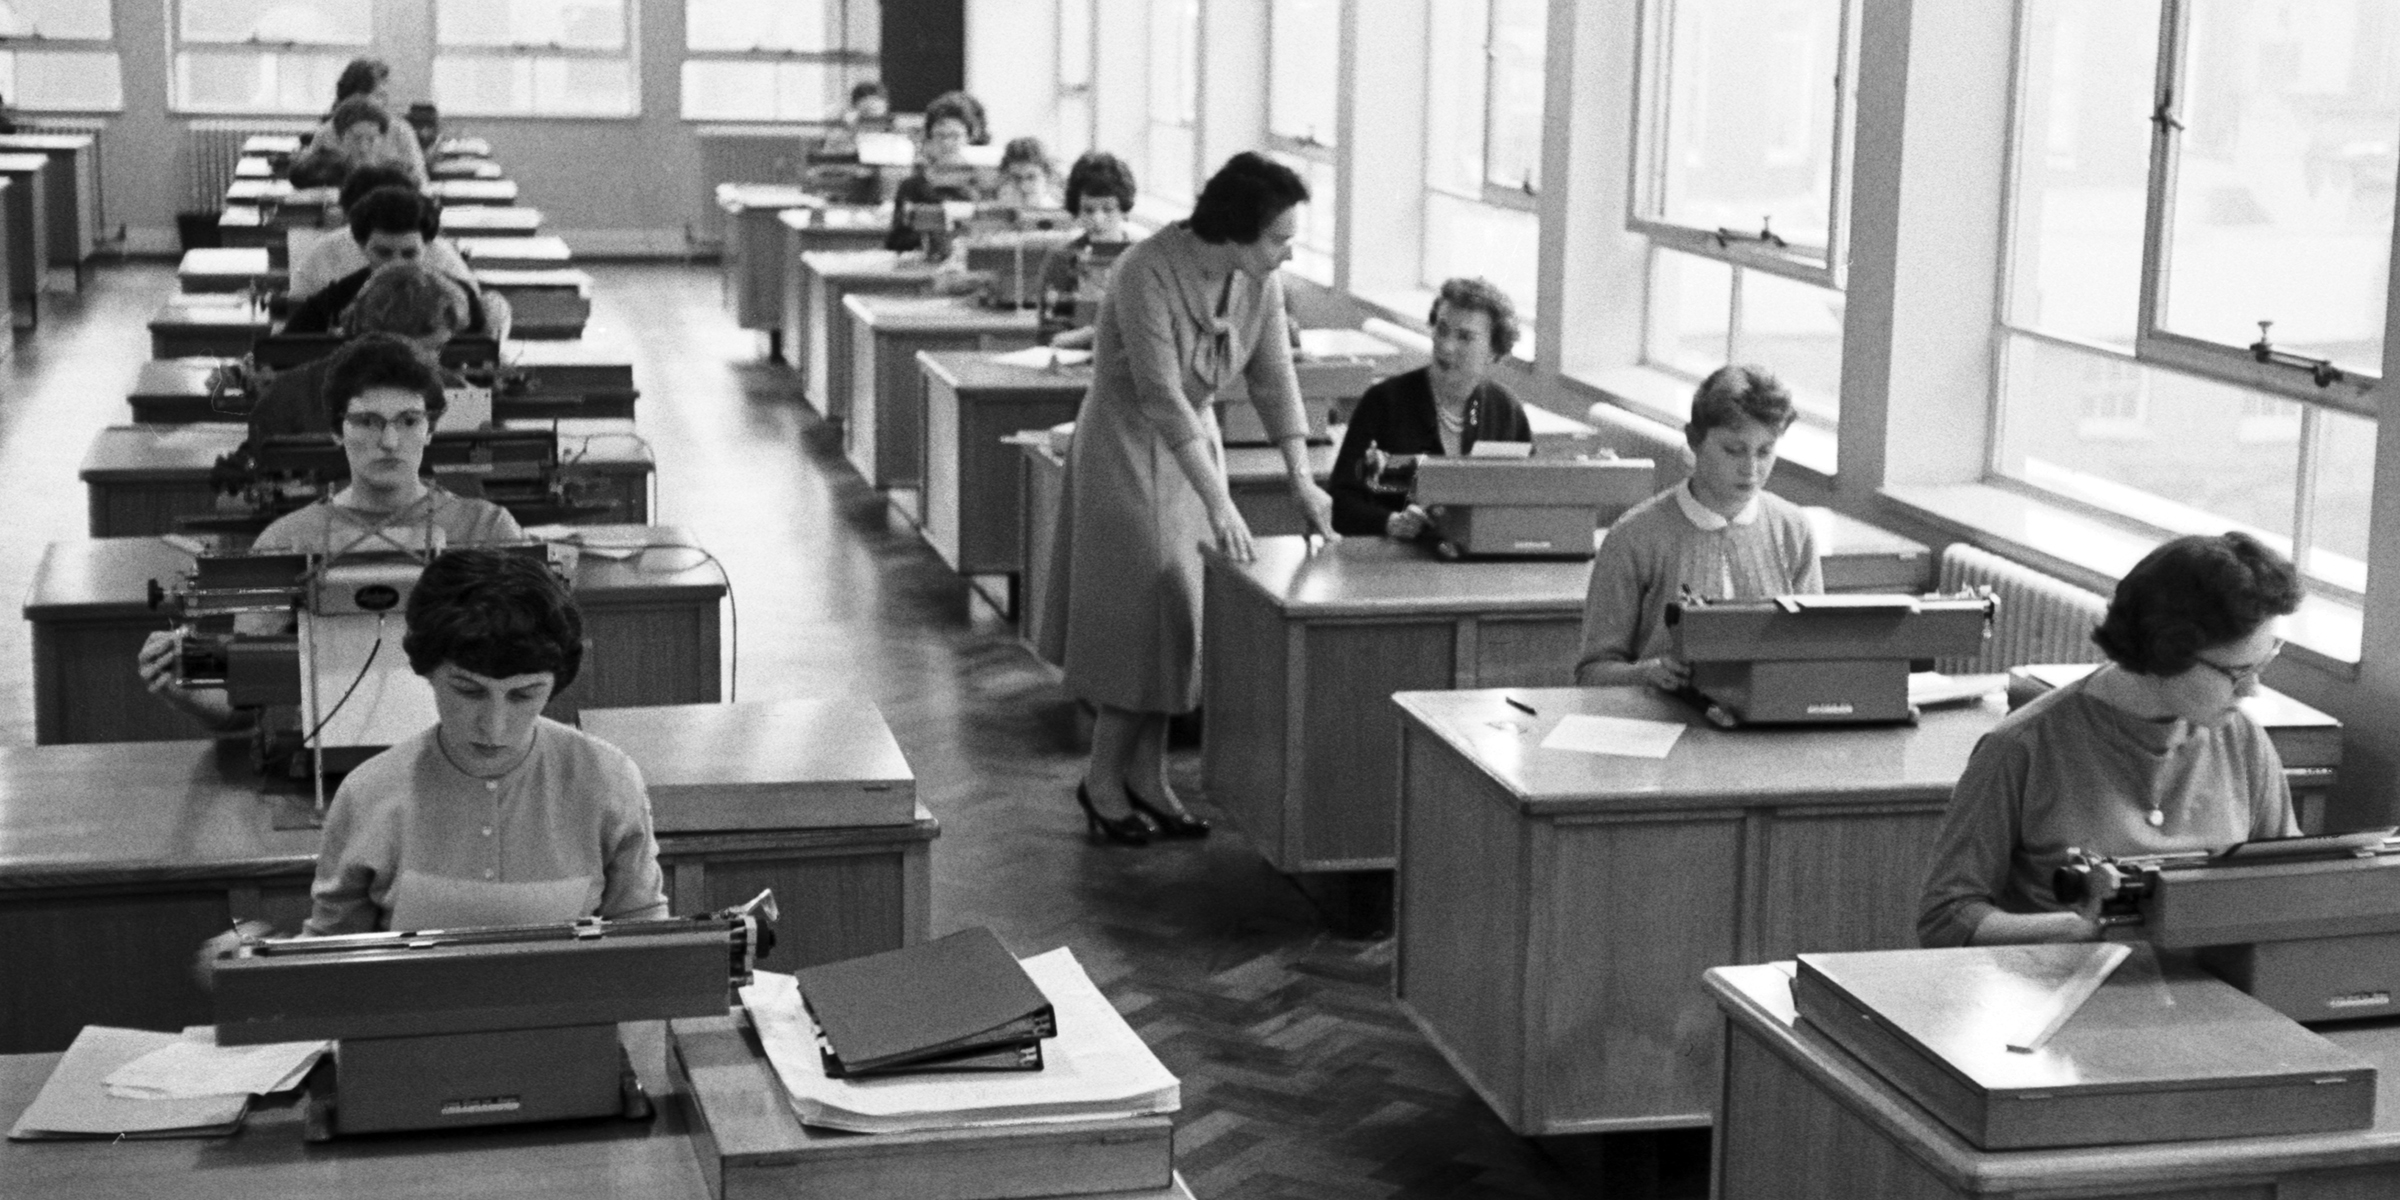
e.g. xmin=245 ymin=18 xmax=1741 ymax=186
xmin=1506 ymin=696 xmax=1536 ymax=717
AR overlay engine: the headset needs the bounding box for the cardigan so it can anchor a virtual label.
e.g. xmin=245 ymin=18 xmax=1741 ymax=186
xmin=1326 ymin=367 xmax=1534 ymax=536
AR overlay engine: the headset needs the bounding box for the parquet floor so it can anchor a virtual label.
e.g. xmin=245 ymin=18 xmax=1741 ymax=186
xmin=0 ymin=261 xmax=1708 ymax=1198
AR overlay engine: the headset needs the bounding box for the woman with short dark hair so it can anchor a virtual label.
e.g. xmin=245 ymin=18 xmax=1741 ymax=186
xmin=1038 ymin=151 xmax=1140 ymax=348
xmin=1918 ymin=532 xmax=2303 ymax=947
xmin=290 ymin=56 xmax=427 ymax=188
xmin=1038 ymin=151 xmax=1340 ymax=844
xmin=886 ymin=91 xmax=990 ymax=253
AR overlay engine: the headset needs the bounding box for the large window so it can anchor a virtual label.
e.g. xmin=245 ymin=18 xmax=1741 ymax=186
xmin=1055 ymin=0 xmax=1092 ymax=156
xmin=0 ymin=1 xmax=120 ymax=111
xmin=682 ymin=0 xmax=869 ymax=122
xmin=1144 ymin=0 xmax=1197 ymax=210
xmin=1267 ymin=0 xmax=1338 ymax=280
xmin=1422 ymin=0 xmax=1542 ymax=347
xmin=1995 ymin=0 xmax=2393 ymax=600
xmin=173 ymin=0 xmax=367 ymax=114
xmin=1630 ymin=0 xmax=1854 ymax=421
xmin=433 ymin=0 xmax=637 ymax=118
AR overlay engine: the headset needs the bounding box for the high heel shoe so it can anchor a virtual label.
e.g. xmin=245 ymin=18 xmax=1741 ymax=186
xmin=1077 ymin=783 xmax=1155 ymax=845
xmin=1124 ymin=787 xmax=1211 ymax=839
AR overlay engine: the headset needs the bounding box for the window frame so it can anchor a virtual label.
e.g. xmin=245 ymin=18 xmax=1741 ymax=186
xmin=1264 ymin=0 xmax=1336 ymax=159
xmin=0 ymin=0 xmax=121 ymax=113
xmin=1626 ymin=0 xmax=1861 ymax=290
xmin=1475 ymin=0 xmax=1542 ymax=214
xmin=169 ymin=0 xmax=371 ymax=116
xmin=677 ymin=0 xmax=874 ymax=123
xmin=1142 ymin=0 xmax=1200 ymax=210
xmin=432 ymin=0 xmax=643 ymax=120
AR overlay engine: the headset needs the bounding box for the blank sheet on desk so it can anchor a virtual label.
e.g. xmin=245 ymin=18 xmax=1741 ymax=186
xmin=1539 ymin=714 xmax=1685 ymax=759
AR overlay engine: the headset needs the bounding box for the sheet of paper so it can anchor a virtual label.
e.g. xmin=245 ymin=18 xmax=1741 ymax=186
xmin=1467 ymin=440 xmax=1532 ymax=459
xmin=1908 ymin=672 xmax=2008 ymax=709
xmin=103 ymin=1030 xmax=327 ymax=1100
xmin=988 ymin=346 xmax=1091 ymax=370
xmin=1538 ymin=714 xmax=1686 ymax=759
xmin=9 ymin=1028 xmax=247 ymax=1140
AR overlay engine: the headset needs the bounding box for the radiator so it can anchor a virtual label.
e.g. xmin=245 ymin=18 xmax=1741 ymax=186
xmin=694 ymin=124 xmax=832 ymax=249
xmin=186 ymin=119 xmax=314 ymax=212
xmin=1935 ymin=542 xmax=2109 ymax=673
xmin=18 ymin=116 xmax=106 ymax=231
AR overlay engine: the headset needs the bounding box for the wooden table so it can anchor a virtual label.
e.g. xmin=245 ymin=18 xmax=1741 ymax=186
xmin=0 ymin=133 xmax=98 ymax=287
xmin=791 ymin=244 xmax=937 ymax=419
xmin=24 ymin=529 xmax=723 ymax=745
xmin=715 ymin=184 xmax=824 ymax=359
xmin=439 ymin=205 xmax=543 ymax=237
xmin=919 ymin=351 xmax=1089 ymax=591
xmin=1391 ymin=686 xmax=2005 ymax=1136
xmin=78 ymin=424 xmax=652 ymax=539
xmin=845 ymin=295 xmax=1039 ymax=495
xmin=0 ymin=725 xmax=930 ymax=1057
xmin=128 ymin=353 xmax=639 ymax=424
xmin=176 ymin=247 xmax=278 ymax=295
xmin=0 ymin=153 xmax=48 ymax=328
xmin=427 ymin=178 xmax=519 ymax=206
xmin=234 ymin=154 xmax=272 ymax=178
xmin=452 ymin=234 xmax=570 ymax=272
xmin=430 ymin=156 xmax=505 ymax=180
xmin=474 ymin=268 xmax=592 ymax=339
xmin=1705 ymin=963 xmax=2400 ymax=1198
xmin=148 ymin=295 xmax=272 ymax=358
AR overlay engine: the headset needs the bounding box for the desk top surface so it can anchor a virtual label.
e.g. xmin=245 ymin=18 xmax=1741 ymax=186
xmin=1707 ymin=963 xmax=2400 ymax=1193
xmin=0 ymin=152 xmax=50 ymax=174
xmin=1208 ymin=535 xmax=1592 ymax=616
xmin=427 ymin=179 xmax=519 ymax=202
xmin=440 ymin=206 xmax=544 ymax=231
xmin=0 ymin=740 xmax=317 ymax=887
xmin=781 ymin=205 xmax=892 ymax=233
xmin=1396 ymin=686 xmax=2004 ymax=813
xmin=0 ymin=133 xmax=93 ymax=152
xmin=919 ymin=349 xmax=1093 ymax=396
xmin=799 ymin=248 xmax=942 ymax=286
xmin=453 ymin=235 xmax=570 ymax=260
xmin=582 ymin=699 xmax=914 ymax=791
xmin=148 ymin=297 xmax=272 ymax=330
xmin=24 ymin=528 xmax=722 ymax=619
xmin=79 ymin=424 xmax=649 ymax=479
xmin=715 ymin=183 xmax=823 ymax=213
xmin=846 ymin=293 xmax=1040 ymax=335
xmin=177 ymin=248 xmax=272 ymax=275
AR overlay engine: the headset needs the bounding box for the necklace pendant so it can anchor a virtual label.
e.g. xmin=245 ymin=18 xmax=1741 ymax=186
xmin=2147 ymin=807 xmax=2165 ymax=828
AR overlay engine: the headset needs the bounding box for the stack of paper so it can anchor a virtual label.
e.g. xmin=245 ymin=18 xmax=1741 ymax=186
xmin=8 ymin=1029 xmax=250 ymax=1141
xmin=743 ymin=946 xmax=1180 ymax=1135
xmin=104 ymin=1027 xmax=327 ymax=1100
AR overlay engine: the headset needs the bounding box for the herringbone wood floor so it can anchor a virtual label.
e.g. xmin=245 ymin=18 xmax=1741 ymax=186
xmin=0 ymin=263 xmax=1708 ymax=1198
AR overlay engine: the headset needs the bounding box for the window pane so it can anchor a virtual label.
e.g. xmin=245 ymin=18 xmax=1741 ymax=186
xmin=5 ymin=50 xmax=122 ymax=110
xmin=1735 ymin=268 xmax=1844 ymax=421
xmin=0 ymin=0 xmax=110 ymax=39
xmin=1269 ymin=0 xmax=1338 ymax=148
xmin=687 ymin=0 xmax=826 ymax=53
xmin=1653 ymin=0 xmax=1843 ymax=250
xmin=1646 ymin=247 xmax=1731 ymax=378
xmin=1423 ymin=191 xmax=1537 ymax=328
xmin=1997 ymin=333 xmax=2299 ymax=546
xmin=1059 ymin=0 xmax=1091 ymax=89
xmin=177 ymin=50 xmax=348 ymax=111
xmin=1269 ymin=148 xmax=1337 ymax=259
xmin=2158 ymin=0 xmax=2397 ymax=375
xmin=1148 ymin=0 xmax=1196 ymax=124
xmin=2307 ymin=407 xmax=2372 ymax=593
xmin=1484 ymin=0 xmax=1544 ymax=192
xmin=682 ymin=60 xmax=829 ymax=121
xmin=438 ymin=0 xmax=627 ymax=50
xmin=2005 ymin=0 xmax=2159 ymax=348
xmin=1426 ymin=0 xmax=1490 ymax=197
xmin=1146 ymin=119 xmax=1193 ymax=207
xmin=181 ymin=0 xmax=368 ymax=44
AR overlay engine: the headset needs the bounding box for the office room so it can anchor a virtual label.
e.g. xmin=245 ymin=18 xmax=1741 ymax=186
xmin=2 ymin=0 xmax=2399 ymax=1196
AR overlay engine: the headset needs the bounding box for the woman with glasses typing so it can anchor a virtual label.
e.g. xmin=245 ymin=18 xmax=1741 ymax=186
xmin=137 ymin=335 xmax=521 ymax=731
xmin=1038 ymin=152 xmax=1340 ymax=846
xmin=1917 ymin=533 xmax=2301 ymax=947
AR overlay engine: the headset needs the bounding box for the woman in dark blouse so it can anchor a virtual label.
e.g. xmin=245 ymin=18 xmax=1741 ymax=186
xmin=1328 ymin=277 xmax=1534 ymax=538
xmin=885 ymin=91 xmax=990 ymax=253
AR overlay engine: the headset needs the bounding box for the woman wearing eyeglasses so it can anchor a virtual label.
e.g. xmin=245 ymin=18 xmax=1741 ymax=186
xmin=1037 ymin=152 xmax=1341 ymax=846
xmin=136 ymin=335 xmax=521 ymax=731
xmin=1916 ymin=532 xmax=2301 ymax=947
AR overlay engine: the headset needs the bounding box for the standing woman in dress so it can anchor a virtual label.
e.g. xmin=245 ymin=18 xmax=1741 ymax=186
xmin=1041 ymin=153 xmax=1341 ymax=844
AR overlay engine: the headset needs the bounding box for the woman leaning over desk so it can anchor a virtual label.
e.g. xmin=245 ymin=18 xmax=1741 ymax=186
xmin=1326 ymin=277 xmax=1533 ymax=539
xmin=1039 ymin=152 xmax=1341 ymax=846
xmin=1917 ymin=533 xmax=2301 ymax=948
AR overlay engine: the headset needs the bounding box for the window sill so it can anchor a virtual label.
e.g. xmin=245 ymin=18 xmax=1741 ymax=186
xmin=1347 ymin=285 xmax=1538 ymax=366
xmin=1881 ymin=481 xmax=2364 ymax=672
xmin=1561 ymin=363 xmax=1837 ymax=486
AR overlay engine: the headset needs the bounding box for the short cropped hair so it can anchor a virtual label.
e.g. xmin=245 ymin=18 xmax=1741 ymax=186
xmin=2092 ymin=533 xmax=2302 ymax=676
xmin=850 ymin=80 xmax=888 ymax=105
xmin=923 ymin=90 xmax=988 ymax=143
xmin=347 ymin=186 xmax=440 ymax=246
xmin=343 ymin=263 xmax=470 ymax=342
xmin=330 ymin=95 xmax=389 ymax=137
xmin=338 ymin=164 xmax=417 ymax=213
xmin=321 ymin=332 xmax=449 ymax=427
xmin=1430 ymin=277 xmax=1521 ymax=358
xmin=1685 ymin=364 xmax=1797 ymax=448
xmin=335 ymin=58 xmax=390 ymax=103
xmin=404 ymin=549 xmax=585 ymax=690
xmin=1188 ymin=152 xmax=1309 ymax=245
xmin=1001 ymin=137 xmax=1052 ymax=174
xmin=1064 ymin=152 xmax=1136 ymax=216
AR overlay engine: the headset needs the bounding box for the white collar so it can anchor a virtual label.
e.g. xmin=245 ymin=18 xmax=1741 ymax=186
xmin=1674 ymin=480 xmax=1761 ymax=530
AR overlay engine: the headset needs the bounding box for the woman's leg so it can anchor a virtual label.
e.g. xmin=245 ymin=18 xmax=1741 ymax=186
xmin=1082 ymin=705 xmax=1143 ymax=815
xmin=1127 ymin=713 xmax=1186 ymax=811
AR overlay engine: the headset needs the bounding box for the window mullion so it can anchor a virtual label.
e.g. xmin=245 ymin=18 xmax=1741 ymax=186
xmin=1727 ymin=263 xmax=1745 ymax=363
xmin=2292 ymin=404 xmax=2323 ymax=581
xmin=2133 ymin=0 xmax=2189 ymax=358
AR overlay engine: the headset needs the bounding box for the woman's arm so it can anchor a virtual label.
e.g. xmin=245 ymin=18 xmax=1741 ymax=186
xmin=1327 ymin=386 xmax=1408 ymax=536
xmin=1915 ymin=735 xmax=2113 ymax=947
xmin=1240 ymin=278 xmax=1337 ymax=540
xmin=597 ymin=756 xmax=669 ymax=920
xmin=302 ymin=778 xmax=385 ymax=936
xmin=1574 ymin=520 xmax=1684 ymax=688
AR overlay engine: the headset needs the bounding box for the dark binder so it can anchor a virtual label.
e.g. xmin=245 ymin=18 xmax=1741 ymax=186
xmin=795 ymin=927 xmax=1057 ymax=1077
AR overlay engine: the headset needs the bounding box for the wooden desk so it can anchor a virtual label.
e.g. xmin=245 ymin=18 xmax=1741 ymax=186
xmin=845 ymin=295 xmax=1038 ymax=495
xmin=716 ymin=184 xmax=824 ymax=358
xmin=474 ymin=268 xmax=591 ymax=339
xmin=148 ymin=295 xmax=272 ymax=358
xmin=919 ymin=351 xmax=1088 ymax=586
xmin=234 ymin=154 xmax=272 ymax=178
xmin=1705 ymin=963 xmax=2400 ymax=1198
xmin=242 ymin=133 xmax=303 ymax=155
xmin=24 ymin=529 xmax=722 ymax=746
xmin=0 ymin=154 xmax=48 ymax=328
xmin=792 ymin=244 xmax=937 ymax=419
xmin=435 ymin=135 xmax=493 ymax=158
xmin=1808 ymin=508 xmax=1932 ymax=593
xmin=128 ymin=354 xmax=639 ymax=424
xmin=176 ymin=247 xmax=277 ymax=295
xmin=452 ymin=234 xmax=570 ymax=271
xmin=1203 ymin=538 xmax=1593 ymax=875
xmin=430 ymin=156 xmax=505 ymax=180
xmin=0 ymin=133 xmax=97 ymax=286
xmin=1392 ymin=686 xmax=2005 ymax=1135
xmin=427 ymin=178 xmax=519 ymax=206
xmin=78 ymin=424 xmax=652 ymax=539
xmin=217 ymin=205 xmax=273 ymax=249
xmin=439 ymin=205 xmax=543 ymax=237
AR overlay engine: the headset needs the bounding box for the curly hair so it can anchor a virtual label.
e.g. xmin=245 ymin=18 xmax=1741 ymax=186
xmin=2091 ymin=533 xmax=2302 ymax=676
xmin=334 ymin=58 xmax=390 ymax=103
xmin=1064 ymin=152 xmax=1137 ymax=217
xmin=1685 ymin=364 xmax=1797 ymax=448
xmin=1430 ymin=277 xmax=1521 ymax=358
xmin=338 ymin=164 xmax=417 ymax=212
xmin=922 ymin=90 xmax=988 ymax=143
xmin=346 ymin=185 xmax=441 ymax=246
xmin=404 ymin=548 xmax=585 ymax=690
xmin=330 ymin=95 xmax=389 ymax=137
xmin=343 ymin=263 xmax=470 ymax=343
xmin=321 ymin=332 xmax=449 ymax=427
xmin=1188 ymin=152 xmax=1309 ymax=245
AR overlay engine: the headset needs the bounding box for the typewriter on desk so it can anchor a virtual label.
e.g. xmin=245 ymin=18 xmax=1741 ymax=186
xmin=1361 ymin=444 xmax=1658 ymax=559
xmin=2055 ymin=831 xmax=2400 ymax=1025
xmin=1037 ymin=238 xmax=1129 ymax=343
xmin=1666 ymin=592 xmax=1998 ymax=725
xmin=197 ymin=428 xmax=611 ymax=538
xmin=215 ymin=892 xmax=778 ymax=1139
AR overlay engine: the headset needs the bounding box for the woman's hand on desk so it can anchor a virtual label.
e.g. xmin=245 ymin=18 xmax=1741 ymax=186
xmin=191 ymin=920 xmax=275 ymax=990
xmin=1208 ymin=498 xmax=1258 ymax=563
xmin=1293 ymin=480 xmax=1341 ymax=545
xmin=137 ymin=630 xmax=183 ymax=696
xmin=1048 ymin=326 xmax=1095 ymax=350
xmin=1640 ymin=655 xmax=1693 ymax=693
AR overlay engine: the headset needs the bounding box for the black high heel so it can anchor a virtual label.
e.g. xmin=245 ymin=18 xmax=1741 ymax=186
xmin=1124 ymin=787 xmax=1211 ymax=839
xmin=1077 ymin=783 xmax=1155 ymax=845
